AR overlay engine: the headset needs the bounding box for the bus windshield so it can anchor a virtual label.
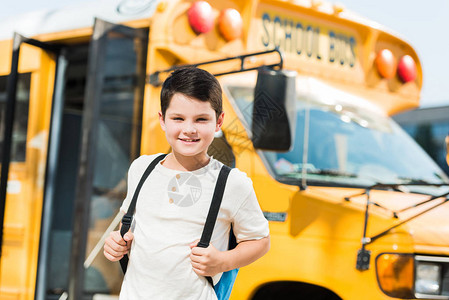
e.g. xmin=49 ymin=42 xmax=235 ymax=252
xmin=226 ymin=80 xmax=449 ymax=192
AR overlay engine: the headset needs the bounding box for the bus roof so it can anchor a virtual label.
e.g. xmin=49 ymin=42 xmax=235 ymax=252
xmin=0 ymin=0 xmax=411 ymax=44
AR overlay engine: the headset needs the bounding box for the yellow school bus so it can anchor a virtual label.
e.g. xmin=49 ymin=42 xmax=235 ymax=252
xmin=0 ymin=0 xmax=448 ymax=299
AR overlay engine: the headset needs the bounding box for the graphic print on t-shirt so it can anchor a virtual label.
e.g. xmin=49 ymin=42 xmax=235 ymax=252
xmin=167 ymin=173 xmax=202 ymax=207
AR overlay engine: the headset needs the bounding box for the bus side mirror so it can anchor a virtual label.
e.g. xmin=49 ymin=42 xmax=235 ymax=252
xmin=251 ymin=68 xmax=297 ymax=151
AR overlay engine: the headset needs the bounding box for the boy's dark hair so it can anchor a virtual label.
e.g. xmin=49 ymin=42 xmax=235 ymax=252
xmin=160 ymin=67 xmax=222 ymax=120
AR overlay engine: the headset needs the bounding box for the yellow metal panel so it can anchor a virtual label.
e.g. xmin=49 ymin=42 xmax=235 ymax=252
xmin=0 ymin=46 xmax=55 ymax=300
xmin=0 ymin=41 xmax=46 ymax=75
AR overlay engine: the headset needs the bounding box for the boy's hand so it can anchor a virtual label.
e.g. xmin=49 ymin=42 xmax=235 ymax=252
xmin=189 ymin=240 xmax=226 ymax=277
xmin=103 ymin=230 xmax=134 ymax=262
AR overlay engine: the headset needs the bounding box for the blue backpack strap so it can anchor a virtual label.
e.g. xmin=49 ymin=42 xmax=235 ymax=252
xmin=119 ymin=153 xmax=167 ymax=273
xmin=197 ymin=164 xmax=234 ymax=290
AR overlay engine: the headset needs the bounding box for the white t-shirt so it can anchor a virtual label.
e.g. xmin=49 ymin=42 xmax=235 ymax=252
xmin=119 ymin=154 xmax=269 ymax=300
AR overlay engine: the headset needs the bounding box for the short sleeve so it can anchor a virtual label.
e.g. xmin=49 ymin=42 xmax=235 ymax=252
xmin=119 ymin=160 xmax=137 ymax=214
xmin=119 ymin=155 xmax=155 ymax=213
xmin=230 ymin=175 xmax=269 ymax=243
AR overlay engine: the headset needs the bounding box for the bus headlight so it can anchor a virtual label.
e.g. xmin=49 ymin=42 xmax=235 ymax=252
xmin=415 ymin=262 xmax=441 ymax=295
xmin=376 ymin=253 xmax=414 ymax=298
xmin=377 ymin=254 xmax=447 ymax=298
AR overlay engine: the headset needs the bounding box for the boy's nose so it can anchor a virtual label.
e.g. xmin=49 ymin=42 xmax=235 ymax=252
xmin=183 ymin=123 xmax=197 ymax=134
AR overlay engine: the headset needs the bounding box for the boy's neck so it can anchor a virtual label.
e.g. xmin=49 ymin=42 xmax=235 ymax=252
xmin=162 ymin=152 xmax=211 ymax=172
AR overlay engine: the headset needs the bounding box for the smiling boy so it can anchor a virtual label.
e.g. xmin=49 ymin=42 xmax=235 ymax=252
xmin=104 ymin=67 xmax=270 ymax=299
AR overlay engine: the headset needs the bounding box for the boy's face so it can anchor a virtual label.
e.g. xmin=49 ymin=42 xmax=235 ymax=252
xmin=159 ymin=93 xmax=224 ymax=161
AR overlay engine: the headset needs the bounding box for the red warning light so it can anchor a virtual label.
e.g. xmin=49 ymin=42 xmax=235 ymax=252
xmin=218 ymin=8 xmax=243 ymax=41
xmin=397 ymin=55 xmax=417 ymax=83
xmin=375 ymin=49 xmax=396 ymax=79
xmin=188 ymin=1 xmax=214 ymax=34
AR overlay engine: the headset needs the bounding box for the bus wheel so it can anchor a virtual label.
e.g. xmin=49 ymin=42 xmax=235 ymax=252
xmin=251 ymin=281 xmax=342 ymax=300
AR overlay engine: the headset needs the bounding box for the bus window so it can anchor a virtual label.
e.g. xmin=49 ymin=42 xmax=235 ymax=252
xmin=0 ymin=73 xmax=31 ymax=161
xmin=72 ymin=22 xmax=148 ymax=297
xmin=46 ymin=44 xmax=88 ymax=296
xmin=45 ymin=26 xmax=148 ymax=297
xmin=226 ymin=82 xmax=449 ymax=194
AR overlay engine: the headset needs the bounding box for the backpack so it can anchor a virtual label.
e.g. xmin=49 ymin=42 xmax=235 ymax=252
xmin=119 ymin=154 xmax=238 ymax=300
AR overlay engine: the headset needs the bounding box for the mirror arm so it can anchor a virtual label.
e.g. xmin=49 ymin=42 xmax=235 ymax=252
xmin=148 ymin=48 xmax=284 ymax=86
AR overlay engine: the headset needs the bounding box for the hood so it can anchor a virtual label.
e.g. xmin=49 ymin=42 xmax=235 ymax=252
xmin=307 ymin=186 xmax=449 ymax=251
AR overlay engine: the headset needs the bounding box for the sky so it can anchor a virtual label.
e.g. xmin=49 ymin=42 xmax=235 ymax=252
xmin=0 ymin=0 xmax=448 ymax=108
xmin=340 ymin=0 xmax=449 ymax=108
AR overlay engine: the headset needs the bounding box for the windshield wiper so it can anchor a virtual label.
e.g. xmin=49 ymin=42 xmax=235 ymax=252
xmin=307 ymin=169 xmax=358 ymax=178
xmin=397 ymin=177 xmax=439 ymax=185
xmin=279 ymin=169 xmax=358 ymax=180
xmin=353 ymin=183 xmax=449 ymax=271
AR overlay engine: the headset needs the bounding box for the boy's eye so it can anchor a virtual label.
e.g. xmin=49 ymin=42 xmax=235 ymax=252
xmin=197 ymin=118 xmax=208 ymax=122
xmin=173 ymin=117 xmax=183 ymax=121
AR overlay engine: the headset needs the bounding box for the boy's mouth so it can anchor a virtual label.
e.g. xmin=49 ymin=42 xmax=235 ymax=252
xmin=179 ymin=138 xmax=200 ymax=142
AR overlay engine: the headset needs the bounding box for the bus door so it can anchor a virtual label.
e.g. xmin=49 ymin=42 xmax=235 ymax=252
xmin=60 ymin=19 xmax=147 ymax=300
xmin=0 ymin=34 xmax=59 ymax=299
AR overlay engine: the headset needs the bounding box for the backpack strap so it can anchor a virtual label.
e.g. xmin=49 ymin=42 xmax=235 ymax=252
xmin=119 ymin=153 xmax=167 ymax=273
xmin=197 ymin=164 xmax=232 ymax=286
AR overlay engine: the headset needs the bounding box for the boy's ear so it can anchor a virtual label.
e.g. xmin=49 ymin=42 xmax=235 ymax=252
xmin=215 ymin=111 xmax=225 ymax=132
xmin=158 ymin=111 xmax=166 ymax=131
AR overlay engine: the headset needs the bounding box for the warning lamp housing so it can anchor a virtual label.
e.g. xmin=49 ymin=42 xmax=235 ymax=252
xmin=188 ymin=1 xmax=214 ymax=34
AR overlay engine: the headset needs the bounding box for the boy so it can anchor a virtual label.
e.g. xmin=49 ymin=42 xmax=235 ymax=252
xmin=104 ymin=67 xmax=270 ymax=299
